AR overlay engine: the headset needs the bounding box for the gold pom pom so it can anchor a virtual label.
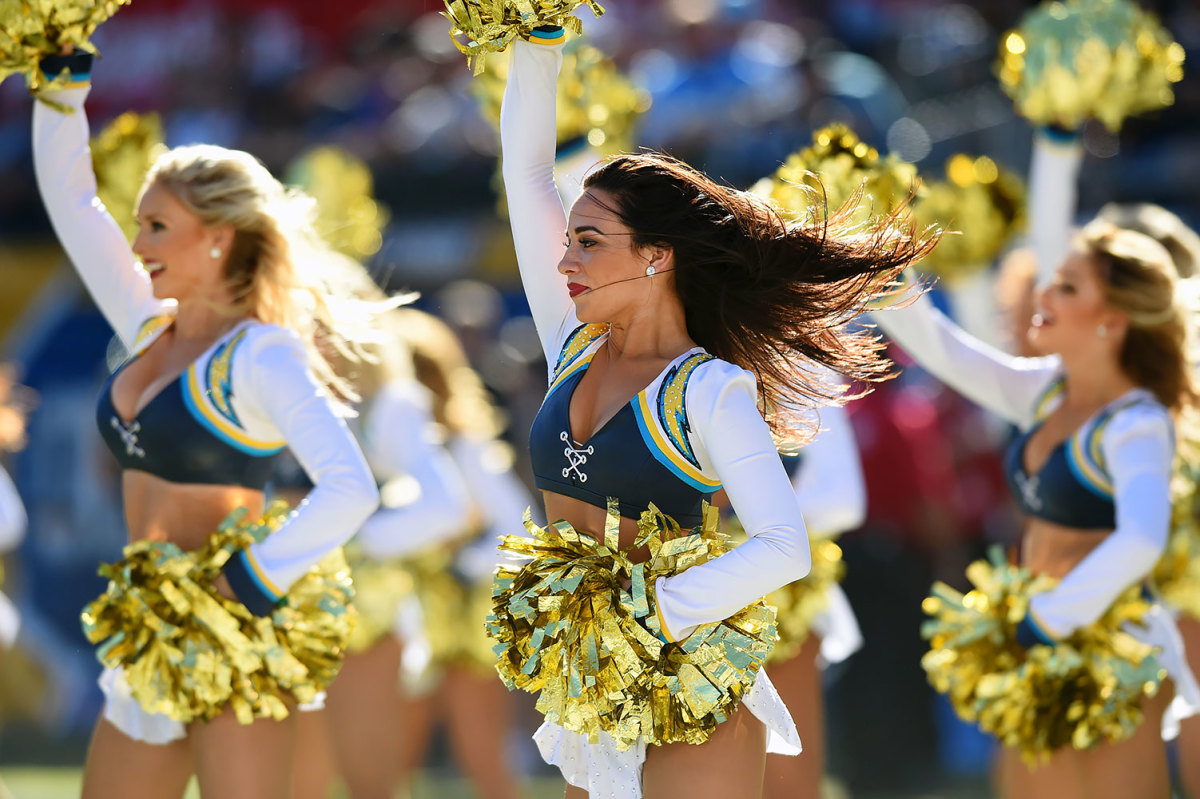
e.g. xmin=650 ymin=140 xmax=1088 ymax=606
xmin=443 ymin=0 xmax=605 ymax=75
xmin=753 ymin=123 xmax=920 ymax=229
xmin=404 ymin=545 xmax=497 ymax=675
xmin=0 ymin=0 xmax=132 ymax=105
xmin=996 ymin=0 xmax=1185 ymax=132
xmin=765 ymin=537 xmax=846 ymax=665
xmin=81 ymin=504 xmax=355 ymax=725
xmin=286 ymin=147 xmax=390 ymax=261
xmin=472 ymin=38 xmax=650 ymax=154
xmin=913 ymin=155 xmax=1026 ymax=283
xmin=343 ymin=545 xmax=414 ymax=654
xmin=489 ymin=500 xmax=777 ymax=750
xmin=1153 ymin=463 xmax=1200 ymax=620
xmin=91 ymin=111 xmax=166 ymax=243
xmin=922 ymin=548 xmax=1163 ymax=762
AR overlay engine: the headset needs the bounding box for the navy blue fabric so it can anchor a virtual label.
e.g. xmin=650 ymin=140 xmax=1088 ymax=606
xmin=529 ymin=365 xmax=714 ymax=527
xmin=96 ymin=359 xmax=281 ymax=489
xmin=222 ymin=550 xmax=281 ymax=616
xmin=1003 ymin=427 xmax=1116 ymax=530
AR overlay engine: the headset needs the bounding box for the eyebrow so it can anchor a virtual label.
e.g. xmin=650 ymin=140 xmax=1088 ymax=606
xmin=571 ymin=225 xmax=605 ymax=236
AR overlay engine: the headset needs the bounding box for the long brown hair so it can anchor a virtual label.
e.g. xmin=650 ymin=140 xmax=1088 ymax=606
xmin=1082 ymin=222 xmax=1199 ymax=412
xmin=583 ymin=151 xmax=936 ymax=439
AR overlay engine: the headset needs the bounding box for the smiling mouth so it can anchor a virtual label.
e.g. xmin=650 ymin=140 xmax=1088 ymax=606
xmin=567 ymin=283 xmax=589 ymax=298
xmin=1031 ymin=312 xmax=1054 ymax=328
xmin=144 ymin=262 xmax=165 ymax=280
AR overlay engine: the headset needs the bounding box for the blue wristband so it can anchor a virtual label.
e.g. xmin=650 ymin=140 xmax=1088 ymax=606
xmin=39 ymin=52 xmax=94 ymax=85
xmin=1038 ymin=124 xmax=1081 ymax=145
xmin=528 ymin=25 xmax=566 ymax=45
xmin=1015 ymin=614 xmax=1056 ymax=649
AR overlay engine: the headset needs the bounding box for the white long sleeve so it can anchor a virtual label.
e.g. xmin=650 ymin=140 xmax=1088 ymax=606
xmin=1028 ymin=131 xmax=1084 ymax=286
xmin=1028 ymin=404 xmax=1174 ymax=637
xmin=0 ymin=466 xmax=27 ymax=553
xmin=791 ymin=404 xmax=865 ymax=536
xmin=554 ymin=143 xmax=602 ymax=209
xmin=33 ymin=85 xmax=173 ymax=349
xmin=655 ymin=360 xmax=812 ymax=641
xmin=872 ymin=293 xmax=1060 ymax=429
xmin=225 ymin=325 xmax=379 ymax=611
xmin=501 ymin=39 xmax=580 ymax=367
xmin=448 ymin=435 xmax=537 ymax=581
xmin=354 ymin=381 xmax=472 ymax=559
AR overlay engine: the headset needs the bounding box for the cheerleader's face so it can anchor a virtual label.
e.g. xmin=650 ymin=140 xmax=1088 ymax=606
xmin=1028 ymin=252 xmax=1123 ymax=356
xmin=559 ymin=188 xmax=677 ymax=324
xmin=132 ymin=182 xmax=234 ymax=302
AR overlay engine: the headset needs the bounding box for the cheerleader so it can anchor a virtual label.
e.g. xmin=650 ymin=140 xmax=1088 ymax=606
xmin=32 ymin=52 xmax=379 ymax=799
xmin=874 ymin=222 xmax=1200 ymax=798
xmin=491 ymin=32 xmax=931 ymax=798
xmin=0 ymin=367 xmax=31 ymax=733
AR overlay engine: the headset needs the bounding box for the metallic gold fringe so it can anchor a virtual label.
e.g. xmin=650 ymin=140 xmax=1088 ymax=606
xmin=285 ymin=147 xmax=389 ymax=261
xmin=922 ymin=548 xmax=1163 ymax=763
xmin=0 ymin=0 xmax=131 ymax=107
xmin=344 ymin=545 xmax=414 ymax=654
xmin=443 ymin=0 xmax=605 ymax=75
xmin=913 ymin=155 xmax=1025 ymax=283
xmin=81 ymin=503 xmax=355 ymax=725
xmin=489 ymin=500 xmax=777 ymax=750
xmin=405 ymin=546 xmax=496 ymax=674
xmin=472 ymin=38 xmax=650 ymax=154
xmin=92 ymin=111 xmax=166 ymax=243
xmin=752 ymin=123 xmax=919 ymax=229
xmin=996 ymin=0 xmax=1184 ymax=132
xmin=1153 ymin=464 xmax=1200 ymax=621
xmin=766 ymin=537 xmax=846 ymax=665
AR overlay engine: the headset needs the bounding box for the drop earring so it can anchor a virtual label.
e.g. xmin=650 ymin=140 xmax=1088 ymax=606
xmin=210 ymin=246 xmax=222 ymax=259
xmin=645 ymin=266 xmax=656 ymax=276
xmin=1097 ymin=323 xmax=1108 ymax=338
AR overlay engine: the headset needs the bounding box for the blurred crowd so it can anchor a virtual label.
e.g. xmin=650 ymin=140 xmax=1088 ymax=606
xmin=2 ymin=0 xmax=1199 ymax=794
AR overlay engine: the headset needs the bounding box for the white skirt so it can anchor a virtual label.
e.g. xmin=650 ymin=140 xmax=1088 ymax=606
xmin=1129 ymin=602 xmax=1200 ymax=740
xmin=98 ymin=666 xmax=327 ymax=745
xmin=810 ymin=583 xmax=863 ymax=668
xmin=534 ymin=669 xmax=802 ymax=799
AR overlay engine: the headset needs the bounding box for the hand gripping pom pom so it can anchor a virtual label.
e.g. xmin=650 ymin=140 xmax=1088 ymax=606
xmin=0 ymin=0 xmax=132 ymax=108
xmin=921 ymin=547 xmax=1164 ymax=763
xmin=996 ymin=0 xmax=1185 ymax=132
xmin=442 ymin=0 xmax=605 ymax=75
xmin=488 ymin=500 xmax=778 ymax=750
xmin=81 ymin=503 xmax=355 ymax=726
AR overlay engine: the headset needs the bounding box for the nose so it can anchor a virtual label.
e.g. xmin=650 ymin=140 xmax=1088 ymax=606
xmin=131 ymin=228 xmax=148 ymax=260
xmin=557 ymin=245 xmax=580 ymax=276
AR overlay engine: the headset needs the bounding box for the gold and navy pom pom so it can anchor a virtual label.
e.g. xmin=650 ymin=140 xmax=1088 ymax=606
xmin=752 ymin=123 xmax=920 ymax=229
xmin=81 ymin=503 xmax=355 ymax=725
xmin=922 ymin=548 xmax=1163 ymax=762
xmin=471 ymin=39 xmax=650 ymax=154
xmin=91 ymin=111 xmax=166 ymax=243
xmin=405 ymin=546 xmax=497 ymax=674
xmin=996 ymin=0 xmax=1185 ymax=132
xmin=0 ymin=0 xmax=131 ymax=102
xmin=1153 ymin=464 xmax=1200 ymax=621
xmin=285 ymin=147 xmax=389 ymax=261
xmin=343 ymin=545 xmax=413 ymax=655
xmin=443 ymin=0 xmax=605 ymax=75
xmin=913 ymin=155 xmax=1026 ymax=283
xmin=488 ymin=500 xmax=777 ymax=750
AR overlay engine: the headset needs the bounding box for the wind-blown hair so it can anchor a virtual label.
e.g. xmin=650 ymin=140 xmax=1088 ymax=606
xmin=583 ymin=151 xmax=937 ymax=440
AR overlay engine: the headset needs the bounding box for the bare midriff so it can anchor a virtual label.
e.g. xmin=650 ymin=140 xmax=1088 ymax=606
xmin=122 ymin=471 xmax=264 ymax=552
xmin=542 ymin=490 xmax=653 ymax=561
xmin=1021 ymin=517 xmax=1111 ymax=580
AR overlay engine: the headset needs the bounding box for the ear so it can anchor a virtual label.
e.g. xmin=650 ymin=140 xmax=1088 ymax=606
xmin=209 ymin=224 xmax=236 ymax=254
xmin=641 ymin=242 xmax=674 ymax=271
xmin=1105 ymin=309 xmax=1130 ymax=341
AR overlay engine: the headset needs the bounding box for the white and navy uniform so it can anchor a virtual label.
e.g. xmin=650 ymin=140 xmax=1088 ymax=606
xmin=874 ymin=294 xmax=1200 ymax=738
xmin=0 ymin=465 xmax=26 ymax=650
xmin=504 ymin=36 xmax=808 ymax=796
xmin=34 ymin=67 xmax=379 ymax=742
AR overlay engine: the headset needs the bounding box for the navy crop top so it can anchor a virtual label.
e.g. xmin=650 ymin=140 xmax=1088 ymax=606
xmin=1003 ymin=380 xmax=1156 ymax=530
xmin=529 ymin=324 xmax=722 ymax=527
xmin=96 ymin=320 xmax=285 ymax=489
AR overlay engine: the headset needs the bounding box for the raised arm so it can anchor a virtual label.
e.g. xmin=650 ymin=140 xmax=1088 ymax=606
xmin=1023 ymin=404 xmax=1173 ymax=640
xmin=1028 ymin=129 xmax=1083 ymax=287
xmin=501 ymin=36 xmax=579 ymax=363
xmin=653 ymin=361 xmax=812 ymax=641
xmin=872 ymin=292 xmax=1060 ymax=428
xmin=0 ymin=466 xmax=27 ymax=553
xmin=32 ymin=58 xmax=170 ymax=349
xmin=222 ymin=327 xmax=379 ymax=615
xmin=353 ymin=381 xmax=472 ymax=559
xmin=792 ymin=403 xmax=866 ymax=536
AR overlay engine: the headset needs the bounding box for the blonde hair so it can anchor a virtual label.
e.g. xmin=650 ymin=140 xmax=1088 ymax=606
xmin=1097 ymin=203 xmax=1200 ymax=279
xmin=390 ymin=308 xmax=503 ymax=439
xmin=142 ymin=144 xmax=385 ymax=401
xmin=1080 ymin=222 xmax=1199 ymax=412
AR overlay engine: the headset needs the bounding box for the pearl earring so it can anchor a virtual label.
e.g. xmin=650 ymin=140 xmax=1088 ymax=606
xmin=210 ymin=246 xmax=222 ymax=259
xmin=1097 ymin=323 xmax=1108 ymax=338
xmin=645 ymin=266 xmax=656 ymax=276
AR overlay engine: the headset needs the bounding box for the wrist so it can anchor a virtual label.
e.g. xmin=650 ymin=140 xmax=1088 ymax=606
xmin=1037 ymin=124 xmax=1081 ymax=146
xmin=38 ymin=52 xmax=94 ymax=86
xmin=1014 ymin=612 xmax=1057 ymax=650
xmin=526 ymin=25 xmax=566 ymax=45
